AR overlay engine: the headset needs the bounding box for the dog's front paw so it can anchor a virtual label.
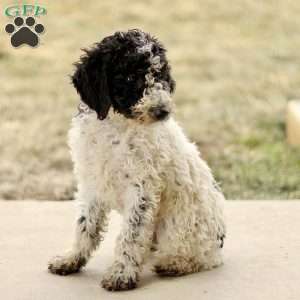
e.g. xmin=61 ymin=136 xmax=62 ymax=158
xmin=101 ymin=261 xmax=139 ymax=291
xmin=48 ymin=253 xmax=86 ymax=275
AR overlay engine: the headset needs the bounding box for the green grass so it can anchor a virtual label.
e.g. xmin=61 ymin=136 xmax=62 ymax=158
xmin=211 ymin=122 xmax=300 ymax=199
xmin=0 ymin=0 xmax=299 ymax=199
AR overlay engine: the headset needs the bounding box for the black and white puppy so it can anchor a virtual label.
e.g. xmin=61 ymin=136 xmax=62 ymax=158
xmin=48 ymin=29 xmax=226 ymax=291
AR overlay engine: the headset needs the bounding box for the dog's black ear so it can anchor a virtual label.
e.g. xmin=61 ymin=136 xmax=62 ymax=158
xmin=72 ymin=48 xmax=112 ymax=120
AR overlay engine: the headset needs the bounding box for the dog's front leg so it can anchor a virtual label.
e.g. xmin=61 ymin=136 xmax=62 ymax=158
xmin=48 ymin=197 xmax=109 ymax=275
xmin=101 ymin=183 xmax=159 ymax=291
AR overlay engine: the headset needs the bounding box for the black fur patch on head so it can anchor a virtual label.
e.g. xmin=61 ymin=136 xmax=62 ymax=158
xmin=72 ymin=29 xmax=175 ymax=120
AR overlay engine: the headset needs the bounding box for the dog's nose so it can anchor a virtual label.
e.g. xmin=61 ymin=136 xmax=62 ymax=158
xmin=151 ymin=108 xmax=170 ymax=120
xmin=154 ymin=109 xmax=169 ymax=120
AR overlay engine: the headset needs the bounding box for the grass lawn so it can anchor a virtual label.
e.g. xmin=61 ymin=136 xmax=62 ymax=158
xmin=0 ymin=0 xmax=299 ymax=200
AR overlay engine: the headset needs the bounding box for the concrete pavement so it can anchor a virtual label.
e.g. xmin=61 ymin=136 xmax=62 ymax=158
xmin=0 ymin=200 xmax=299 ymax=300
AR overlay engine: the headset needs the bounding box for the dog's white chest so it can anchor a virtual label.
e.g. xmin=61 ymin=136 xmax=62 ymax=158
xmin=70 ymin=112 xmax=147 ymax=211
xmin=69 ymin=111 xmax=186 ymax=213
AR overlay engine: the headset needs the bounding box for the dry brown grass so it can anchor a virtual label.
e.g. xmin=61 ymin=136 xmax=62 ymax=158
xmin=1 ymin=0 xmax=300 ymax=200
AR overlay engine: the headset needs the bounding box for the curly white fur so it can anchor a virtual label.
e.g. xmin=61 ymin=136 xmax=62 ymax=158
xmin=48 ymin=103 xmax=226 ymax=290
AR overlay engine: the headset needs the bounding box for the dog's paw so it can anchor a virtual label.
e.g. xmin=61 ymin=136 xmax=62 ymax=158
xmin=48 ymin=253 xmax=86 ymax=275
xmin=101 ymin=261 xmax=139 ymax=291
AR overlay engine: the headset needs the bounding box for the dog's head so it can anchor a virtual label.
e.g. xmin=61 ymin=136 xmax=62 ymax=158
xmin=72 ymin=29 xmax=175 ymax=122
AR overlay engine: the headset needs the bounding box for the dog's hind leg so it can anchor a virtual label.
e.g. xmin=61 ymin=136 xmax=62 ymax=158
xmin=153 ymin=208 xmax=224 ymax=276
xmin=153 ymin=249 xmax=223 ymax=277
xmin=48 ymin=196 xmax=109 ymax=275
xmin=152 ymin=218 xmax=202 ymax=276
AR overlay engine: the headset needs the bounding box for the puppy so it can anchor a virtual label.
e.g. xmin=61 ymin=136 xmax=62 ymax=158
xmin=48 ymin=29 xmax=226 ymax=291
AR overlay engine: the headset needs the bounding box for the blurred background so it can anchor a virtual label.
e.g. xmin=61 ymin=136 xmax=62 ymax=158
xmin=0 ymin=0 xmax=299 ymax=200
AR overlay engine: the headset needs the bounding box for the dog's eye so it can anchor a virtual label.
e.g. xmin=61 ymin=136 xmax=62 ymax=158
xmin=127 ymin=75 xmax=135 ymax=82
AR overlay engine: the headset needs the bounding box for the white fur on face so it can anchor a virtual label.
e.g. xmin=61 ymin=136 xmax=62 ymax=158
xmin=129 ymin=49 xmax=171 ymax=123
xmin=137 ymin=42 xmax=153 ymax=54
xmin=132 ymin=83 xmax=173 ymax=123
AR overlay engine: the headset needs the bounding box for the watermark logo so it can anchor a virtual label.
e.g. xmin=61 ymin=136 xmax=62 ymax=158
xmin=4 ymin=4 xmax=47 ymax=48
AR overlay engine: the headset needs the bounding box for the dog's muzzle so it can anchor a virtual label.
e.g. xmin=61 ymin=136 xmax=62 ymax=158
xmin=132 ymin=83 xmax=173 ymax=122
xmin=145 ymin=85 xmax=172 ymax=121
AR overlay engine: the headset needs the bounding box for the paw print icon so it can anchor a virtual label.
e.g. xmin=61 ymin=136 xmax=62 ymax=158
xmin=5 ymin=16 xmax=45 ymax=48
